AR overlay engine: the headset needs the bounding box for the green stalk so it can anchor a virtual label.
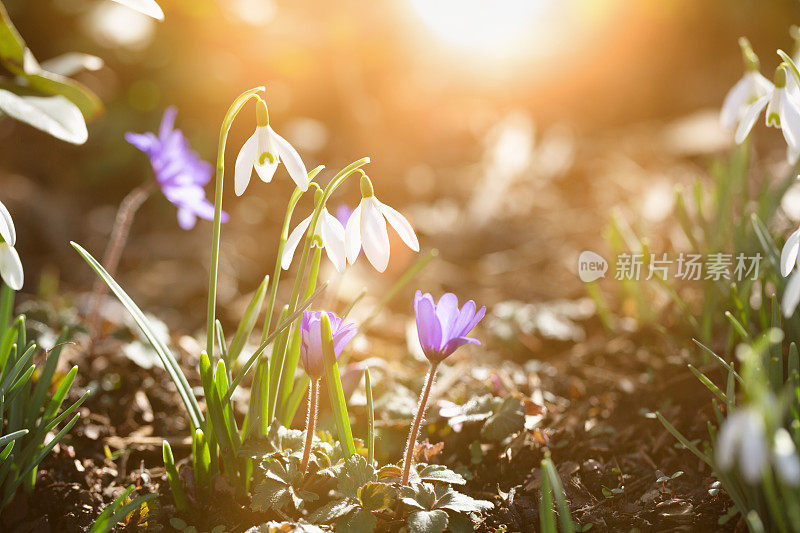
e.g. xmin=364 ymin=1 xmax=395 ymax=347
xmin=277 ymin=245 xmax=322 ymax=416
xmin=365 ymin=367 xmax=374 ymax=466
xmin=206 ymin=86 xmax=265 ymax=356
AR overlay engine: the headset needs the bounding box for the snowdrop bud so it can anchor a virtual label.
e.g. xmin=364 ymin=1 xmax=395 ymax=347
xmin=739 ymin=37 xmax=759 ymax=72
xmin=360 ymin=173 xmax=374 ymax=198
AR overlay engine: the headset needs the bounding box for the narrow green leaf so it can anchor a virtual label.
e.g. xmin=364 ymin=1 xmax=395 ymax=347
xmin=162 ymin=441 xmax=189 ymax=512
xmin=365 ymin=367 xmax=374 ymax=466
xmin=542 ymin=457 xmax=575 ymax=533
xmin=0 ymin=429 xmax=26 ymax=448
xmin=228 ymin=275 xmax=269 ymax=364
xmin=321 ymin=313 xmax=355 ymax=457
xmin=72 ymin=242 xmax=203 ymax=428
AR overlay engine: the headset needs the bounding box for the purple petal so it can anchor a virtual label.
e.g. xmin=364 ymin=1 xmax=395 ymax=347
xmin=465 ymin=305 xmax=487 ymax=333
xmin=441 ymin=336 xmax=480 ymax=356
xmin=332 ymin=325 xmax=358 ymax=358
xmin=159 ymin=106 xmax=178 ymax=140
xmin=451 ymin=300 xmax=477 ymax=338
xmin=435 ymin=293 xmax=459 ymax=340
xmin=415 ymin=295 xmax=442 ymax=355
xmin=125 ymin=132 xmax=158 ymax=154
xmin=177 ymin=208 xmax=196 ymax=230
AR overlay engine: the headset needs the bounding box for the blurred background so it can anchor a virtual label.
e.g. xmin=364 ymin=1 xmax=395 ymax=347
xmin=0 ymin=0 xmax=798 ymax=332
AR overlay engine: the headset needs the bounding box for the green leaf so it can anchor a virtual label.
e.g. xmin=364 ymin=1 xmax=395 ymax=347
xmin=406 ymin=510 xmax=449 ymax=533
xmin=416 ymin=464 xmax=466 ymax=485
xmin=433 ymin=485 xmax=493 ymax=513
xmin=0 ymin=429 xmax=27 ymax=448
xmin=0 ymin=88 xmax=87 ymax=144
xmin=321 ymin=313 xmax=355 ymax=457
xmin=71 ymin=242 xmax=203 ymax=428
xmin=88 ymin=485 xmax=157 ymax=533
xmin=336 ymin=454 xmax=376 ymax=499
xmin=110 ymin=0 xmax=165 ymax=20
xmin=251 ymin=459 xmax=303 ymax=512
xmin=335 ymin=508 xmax=376 ymax=533
xmin=227 ymin=275 xmax=269 ymax=364
xmin=400 ymin=482 xmax=436 ymax=511
xmin=358 ymin=481 xmax=395 ymax=511
xmin=308 ymin=499 xmax=358 ymax=524
xmin=481 ymin=397 xmax=525 ymax=441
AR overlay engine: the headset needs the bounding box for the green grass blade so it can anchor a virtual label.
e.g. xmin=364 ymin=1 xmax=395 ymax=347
xmin=88 ymin=485 xmax=157 ymax=533
xmin=655 ymin=411 xmax=712 ymax=466
xmin=71 ymin=241 xmax=203 ymax=428
xmin=542 ymin=457 xmax=575 ymax=533
xmin=228 ymin=275 xmax=269 ymax=364
xmin=539 ymin=460 xmax=556 ymax=533
xmin=321 ymin=313 xmax=355 ymax=457
xmin=0 ymin=429 xmax=27 ymax=448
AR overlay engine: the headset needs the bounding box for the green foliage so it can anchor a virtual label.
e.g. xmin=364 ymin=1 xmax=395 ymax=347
xmin=594 ymin=145 xmax=795 ymax=345
xmin=88 ymin=485 xmax=157 ymax=533
xmin=0 ymin=0 xmax=102 ymax=143
xmin=539 ymin=457 xmax=576 ymax=533
xmin=0 ymin=297 xmax=87 ymax=510
xmin=446 ymin=394 xmax=526 ymax=441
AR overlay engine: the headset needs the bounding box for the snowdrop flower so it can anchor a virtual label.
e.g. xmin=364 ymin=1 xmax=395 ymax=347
xmin=234 ymin=98 xmax=309 ymax=196
xmin=126 ymin=107 xmax=226 ymax=230
xmin=780 ymin=227 xmax=800 ymax=316
xmin=773 ymin=428 xmax=800 ymax=486
xmin=716 ymin=408 xmax=767 ymax=484
xmin=414 ymin=291 xmax=486 ymax=365
xmin=282 ymin=205 xmax=347 ymax=273
xmin=721 ymin=38 xmax=773 ymax=130
xmin=0 ymin=201 xmax=23 ymax=291
xmin=735 ymin=65 xmax=800 ymax=163
xmin=299 ymin=310 xmax=357 ymax=378
xmin=345 ymin=174 xmax=419 ymax=272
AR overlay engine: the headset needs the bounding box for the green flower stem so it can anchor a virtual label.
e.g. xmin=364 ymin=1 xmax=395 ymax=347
xmin=300 ymin=378 xmax=320 ymax=474
xmin=401 ymin=362 xmax=439 ymax=486
xmin=277 ymin=245 xmax=322 ymax=415
xmin=260 ymin=164 xmax=325 ymax=343
xmin=365 ymin=367 xmax=374 ymax=466
xmin=206 ymin=87 xmax=265 ymax=357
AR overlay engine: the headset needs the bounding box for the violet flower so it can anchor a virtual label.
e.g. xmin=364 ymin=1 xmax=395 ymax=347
xmin=414 ymin=290 xmax=486 ymax=364
xmin=125 ymin=107 xmax=228 ymax=230
xmin=299 ymin=310 xmax=358 ymax=379
xmin=401 ymin=290 xmax=485 ymax=487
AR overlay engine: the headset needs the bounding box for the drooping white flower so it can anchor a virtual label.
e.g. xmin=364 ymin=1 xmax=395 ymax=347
xmin=0 ymin=201 xmax=23 ymax=291
xmin=234 ymin=98 xmax=309 ymax=196
xmin=735 ymin=66 xmax=800 ymax=164
xmin=716 ymin=408 xmax=767 ymax=484
xmin=773 ymin=428 xmax=800 ymax=486
xmin=345 ymin=174 xmax=419 ymax=272
xmin=780 ymin=227 xmax=800 ymax=317
xmin=282 ymin=206 xmax=347 ymax=273
xmin=721 ymin=38 xmax=773 ymax=130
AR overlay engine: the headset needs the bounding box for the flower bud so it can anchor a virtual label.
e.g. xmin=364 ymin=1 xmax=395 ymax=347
xmin=360 ymin=173 xmax=374 ymax=198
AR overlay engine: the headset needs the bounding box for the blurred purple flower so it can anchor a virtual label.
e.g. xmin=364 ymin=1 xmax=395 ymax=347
xmin=414 ymin=291 xmax=485 ymax=364
xmin=335 ymin=204 xmax=353 ymax=226
xmin=299 ymin=310 xmax=358 ymax=378
xmin=125 ymin=107 xmax=228 ymax=230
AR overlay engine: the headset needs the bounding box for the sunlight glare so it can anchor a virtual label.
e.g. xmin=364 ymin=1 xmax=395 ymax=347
xmin=408 ymin=0 xmax=548 ymax=57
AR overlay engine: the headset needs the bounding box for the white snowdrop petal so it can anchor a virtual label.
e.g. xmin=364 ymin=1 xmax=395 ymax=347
xmin=715 ymin=413 xmax=740 ymax=472
xmin=781 ymin=228 xmax=800 ymax=277
xmin=234 ymin=132 xmax=258 ymax=196
xmin=321 ymin=210 xmax=346 ymax=272
xmin=720 ymin=76 xmax=751 ymax=129
xmin=269 ymin=127 xmax=309 ymax=191
xmin=784 ymin=270 xmax=800 ymax=318
xmin=0 ymin=243 xmax=22 ymax=291
xmin=735 ymin=96 xmax=769 ymax=144
xmin=360 ymin=198 xmax=390 ymax=272
xmin=281 ymin=216 xmax=312 ymax=270
xmin=345 ymin=203 xmax=362 ymax=264
xmin=774 ymin=428 xmax=800 ymax=487
xmin=780 ymin=90 xmax=800 ymax=152
xmin=376 ymin=199 xmax=420 ymax=252
xmin=254 ymin=159 xmax=279 ymax=184
xmin=739 ymin=413 xmax=767 ymax=484
xmin=0 ymin=200 xmax=15 ymax=246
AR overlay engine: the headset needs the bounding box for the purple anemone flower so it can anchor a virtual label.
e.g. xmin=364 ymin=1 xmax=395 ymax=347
xmin=300 ymin=310 xmax=358 ymax=378
xmin=414 ymin=291 xmax=486 ymax=364
xmin=125 ymin=107 xmax=228 ymax=230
